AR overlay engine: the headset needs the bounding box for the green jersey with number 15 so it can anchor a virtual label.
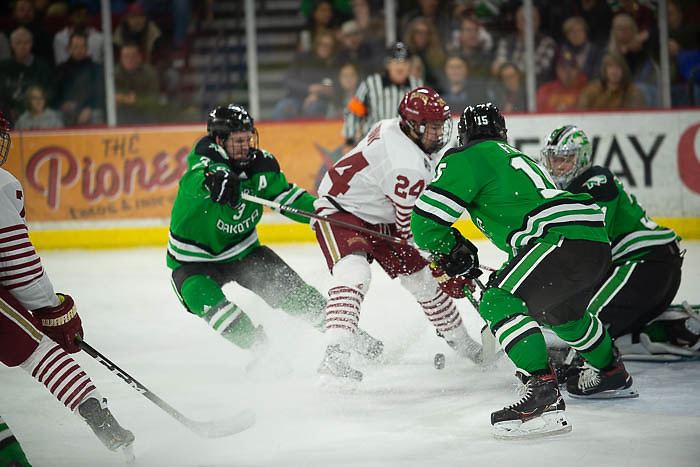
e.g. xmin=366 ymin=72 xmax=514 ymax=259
xmin=411 ymin=139 xmax=609 ymax=257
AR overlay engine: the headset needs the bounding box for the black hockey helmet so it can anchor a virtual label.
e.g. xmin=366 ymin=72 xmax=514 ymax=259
xmin=206 ymin=104 xmax=259 ymax=168
xmin=458 ymin=102 xmax=507 ymax=146
xmin=0 ymin=111 xmax=9 ymax=167
xmin=385 ymin=41 xmax=412 ymax=63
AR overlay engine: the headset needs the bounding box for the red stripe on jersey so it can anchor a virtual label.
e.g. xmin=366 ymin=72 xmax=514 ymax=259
xmin=0 ymin=232 xmax=29 ymax=244
xmin=0 ymin=224 xmax=27 ymax=235
xmin=63 ymin=375 xmax=88 ymax=406
xmin=2 ymin=266 xmax=43 ymax=282
xmin=50 ymin=363 xmax=80 ymax=393
xmin=44 ymin=357 xmax=72 ymax=389
xmin=3 ymin=271 xmax=45 ymax=290
xmin=390 ymin=199 xmax=415 ymax=210
xmin=0 ymin=256 xmax=41 ymax=272
xmin=36 ymin=348 xmax=67 ymax=381
xmin=2 ymin=249 xmax=37 ymax=262
xmin=55 ymin=366 xmax=84 ymax=397
xmin=0 ymin=241 xmax=33 ymax=253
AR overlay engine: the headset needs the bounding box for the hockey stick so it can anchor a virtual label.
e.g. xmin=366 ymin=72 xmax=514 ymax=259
xmin=241 ymin=192 xmax=411 ymax=245
xmin=78 ymin=339 xmax=255 ymax=438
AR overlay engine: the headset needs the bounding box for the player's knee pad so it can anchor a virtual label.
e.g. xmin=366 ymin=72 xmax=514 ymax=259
xmin=178 ymin=274 xmax=227 ymax=317
xmin=399 ymin=266 xmax=439 ymax=301
xmin=479 ymin=287 xmax=529 ymax=328
xmin=330 ymin=253 xmax=371 ymax=292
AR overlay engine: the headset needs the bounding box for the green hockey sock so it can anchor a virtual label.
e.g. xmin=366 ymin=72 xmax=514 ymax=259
xmin=179 ymin=275 xmax=259 ymax=349
xmin=551 ymin=312 xmax=613 ymax=369
xmin=481 ymin=287 xmax=549 ymax=373
xmin=0 ymin=420 xmax=32 ymax=467
xmin=279 ymin=283 xmax=326 ymax=327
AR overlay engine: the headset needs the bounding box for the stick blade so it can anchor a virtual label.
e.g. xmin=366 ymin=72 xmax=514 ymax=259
xmin=185 ymin=409 xmax=256 ymax=438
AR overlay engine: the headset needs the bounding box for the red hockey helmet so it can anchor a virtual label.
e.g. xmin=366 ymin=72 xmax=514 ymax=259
xmin=398 ymin=87 xmax=452 ymax=153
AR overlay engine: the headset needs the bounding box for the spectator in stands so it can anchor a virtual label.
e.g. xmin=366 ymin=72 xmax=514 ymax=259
xmin=491 ymin=5 xmax=557 ymax=86
xmin=14 ymin=85 xmax=64 ymax=129
xmin=328 ymin=62 xmax=360 ymax=118
xmin=451 ymin=14 xmax=494 ymax=80
xmin=335 ymin=19 xmax=383 ymax=78
xmin=0 ymin=27 xmax=55 ymax=124
xmin=667 ymin=0 xmax=699 ymax=105
xmin=0 ymin=32 xmax=9 ymax=61
xmin=55 ymin=32 xmax=105 ymax=127
xmin=400 ymin=0 xmax=454 ymax=49
xmin=409 ymin=55 xmax=426 ymax=82
xmin=53 ymin=2 xmax=104 ymax=65
xmin=7 ymin=0 xmax=54 ymax=64
xmin=114 ymin=42 xmax=161 ymax=124
xmin=274 ymin=30 xmax=338 ymax=120
xmin=578 ymin=52 xmax=646 ymax=110
xmin=560 ymin=16 xmax=603 ymax=81
xmin=438 ymin=54 xmax=492 ymax=114
xmin=341 ymin=42 xmax=423 ymax=149
xmin=351 ymin=0 xmax=384 ymax=44
xmin=536 ymin=49 xmax=588 ymax=112
xmin=298 ymin=0 xmax=338 ymax=53
xmin=492 ymin=61 xmax=527 ymax=113
xmin=402 ymin=16 xmax=446 ymax=89
xmin=614 ymin=0 xmax=656 ymax=39
xmin=113 ymin=2 xmax=162 ymax=63
xmin=607 ymin=13 xmax=658 ymax=105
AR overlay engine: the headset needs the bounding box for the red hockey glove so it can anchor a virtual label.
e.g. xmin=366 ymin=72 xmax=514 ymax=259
xmin=430 ymin=263 xmax=476 ymax=299
xmin=33 ymin=293 xmax=83 ymax=353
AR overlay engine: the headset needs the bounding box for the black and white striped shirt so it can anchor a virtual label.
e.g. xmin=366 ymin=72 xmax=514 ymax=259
xmin=342 ymin=72 xmax=423 ymax=145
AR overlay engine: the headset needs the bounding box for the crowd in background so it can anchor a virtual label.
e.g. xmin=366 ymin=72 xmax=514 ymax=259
xmin=0 ymin=0 xmax=699 ymax=130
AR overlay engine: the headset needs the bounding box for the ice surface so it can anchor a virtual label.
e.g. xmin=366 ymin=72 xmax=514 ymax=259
xmin=2 ymin=241 xmax=699 ymax=467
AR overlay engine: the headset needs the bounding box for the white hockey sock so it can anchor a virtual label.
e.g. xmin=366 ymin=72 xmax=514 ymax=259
xmin=325 ymin=286 xmax=363 ymax=349
xmin=419 ymin=290 xmax=465 ymax=337
xmin=20 ymin=337 xmax=100 ymax=413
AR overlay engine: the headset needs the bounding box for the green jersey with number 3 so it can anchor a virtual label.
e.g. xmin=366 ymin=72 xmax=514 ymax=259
xmin=411 ymin=139 xmax=609 ymax=257
xmin=167 ymin=136 xmax=316 ymax=269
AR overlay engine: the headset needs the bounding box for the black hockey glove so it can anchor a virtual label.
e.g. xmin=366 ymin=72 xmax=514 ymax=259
xmin=436 ymin=228 xmax=482 ymax=279
xmin=203 ymin=166 xmax=241 ymax=208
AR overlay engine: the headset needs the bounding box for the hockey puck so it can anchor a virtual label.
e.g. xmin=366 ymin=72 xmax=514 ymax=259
xmin=434 ymin=353 xmax=445 ymax=369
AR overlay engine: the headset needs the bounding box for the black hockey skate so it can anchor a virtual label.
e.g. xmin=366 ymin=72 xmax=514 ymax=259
xmin=318 ymin=344 xmax=363 ymax=381
xmin=78 ymin=398 xmax=135 ymax=452
xmin=491 ymin=369 xmax=571 ymax=440
xmin=566 ymin=349 xmax=638 ymax=399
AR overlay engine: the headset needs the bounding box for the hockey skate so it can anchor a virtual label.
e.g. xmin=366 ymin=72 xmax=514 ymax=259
xmin=566 ymin=349 xmax=638 ymax=399
xmin=78 ymin=398 xmax=135 ymax=461
xmin=445 ymin=334 xmax=484 ymax=364
xmin=318 ymin=344 xmax=363 ymax=382
xmin=624 ymin=303 xmax=700 ymax=360
xmin=353 ymin=327 xmax=384 ymax=360
xmin=491 ymin=369 xmax=571 ymax=440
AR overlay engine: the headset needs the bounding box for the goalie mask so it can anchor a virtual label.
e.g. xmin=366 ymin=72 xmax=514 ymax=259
xmin=398 ymin=87 xmax=452 ymax=154
xmin=0 ymin=112 xmax=9 ymax=167
xmin=207 ymin=104 xmax=259 ymax=169
xmin=458 ymin=102 xmax=507 ymax=146
xmin=541 ymin=125 xmax=592 ymax=189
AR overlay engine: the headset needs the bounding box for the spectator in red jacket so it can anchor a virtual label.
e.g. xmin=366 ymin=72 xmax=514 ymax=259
xmin=536 ymin=49 xmax=588 ymax=112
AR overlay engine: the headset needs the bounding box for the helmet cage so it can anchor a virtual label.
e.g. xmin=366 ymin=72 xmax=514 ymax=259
xmin=398 ymin=87 xmax=452 ymax=153
xmin=207 ymin=104 xmax=258 ymax=168
xmin=541 ymin=125 xmax=592 ymax=189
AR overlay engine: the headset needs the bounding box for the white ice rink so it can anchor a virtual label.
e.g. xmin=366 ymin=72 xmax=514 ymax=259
xmin=1 ymin=241 xmax=699 ymax=467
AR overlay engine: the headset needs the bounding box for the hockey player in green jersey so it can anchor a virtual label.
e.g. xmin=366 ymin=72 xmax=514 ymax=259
xmin=541 ymin=125 xmax=697 ymax=361
xmin=411 ymin=103 xmax=637 ymax=439
xmin=167 ymin=104 xmax=382 ymax=354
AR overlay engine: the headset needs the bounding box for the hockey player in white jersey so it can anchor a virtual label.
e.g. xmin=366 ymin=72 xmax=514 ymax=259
xmin=313 ymin=87 xmax=483 ymax=381
xmin=0 ymin=113 xmax=134 ymax=464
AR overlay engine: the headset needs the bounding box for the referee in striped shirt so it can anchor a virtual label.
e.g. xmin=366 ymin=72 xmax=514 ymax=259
xmin=342 ymin=42 xmax=424 ymax=148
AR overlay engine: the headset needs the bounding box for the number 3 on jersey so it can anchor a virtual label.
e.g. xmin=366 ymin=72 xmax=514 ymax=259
xmin=328 ymin=152 xmax=369 ymax=196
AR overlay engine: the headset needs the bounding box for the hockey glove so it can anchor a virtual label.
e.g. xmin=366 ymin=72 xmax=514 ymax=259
xmin=436 ymin=228 xmax=481 ymax=278
xmin=430 ymin=263 xmax=476 ymax=298
xmin=33 ymin=293 xmax=83 ymax=353
xmin=204 ymin=166 xmax=241 ymax=208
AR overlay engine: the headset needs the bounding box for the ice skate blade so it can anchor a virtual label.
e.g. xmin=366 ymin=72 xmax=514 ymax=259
xmin=493 ymin=410 xmax=572 ymax=440
xmin=121 ymin=443 xmax=135 ymax=464
xmin=568 ymin=388 xmax=639 ymax=399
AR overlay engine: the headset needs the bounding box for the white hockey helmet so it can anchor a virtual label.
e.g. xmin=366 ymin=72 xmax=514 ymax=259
xmin=541 ymin=125 xmax=592 ymax=189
